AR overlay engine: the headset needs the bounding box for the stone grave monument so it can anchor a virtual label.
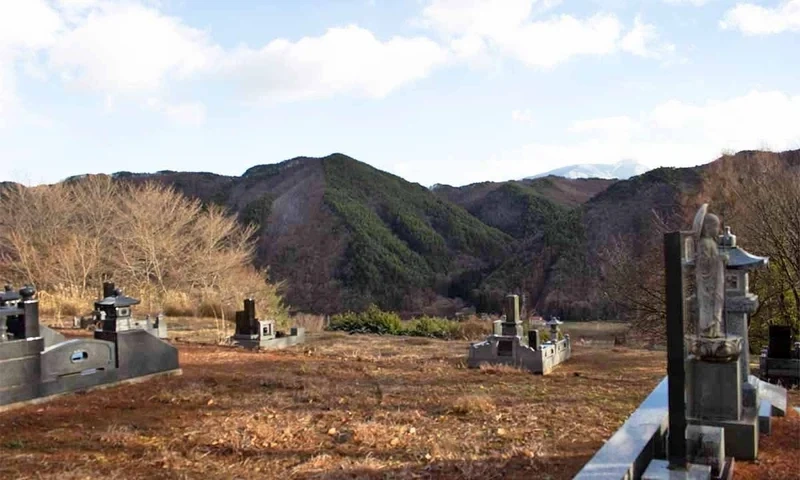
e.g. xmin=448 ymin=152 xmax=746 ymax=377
xmin=467 ymin=294 xmax=570 ymax=375
xmin=1 ymin=284 xmax=180 ymax=411
xmin=229 ymin=298 xmax=305 ymax=350
xmin=1 ymin=285 xmax=66 ymax=348
xmin=79 ymin=282 xmax=168 ymax=339
xmin=575 ymin=203 xmax=788 ymax=479
xmin=759 ymin=325 xmax=800 ymax=385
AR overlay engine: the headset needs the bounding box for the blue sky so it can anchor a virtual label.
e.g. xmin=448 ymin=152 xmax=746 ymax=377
xmin=1 ymin=0 xmax=798 ymax=187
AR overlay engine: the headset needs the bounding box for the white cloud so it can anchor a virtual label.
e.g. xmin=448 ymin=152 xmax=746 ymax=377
xmin=48 ymin=2 xmax=220 ymax=95
xmin=420 ymin=0 xmax=534 ymax=38
xmin=0 ymin=1 xmax=63 ymax=53
xmin=504 ymin=14 xmax=622 ymax=68
xmin=492 ymin=90 xmax=800 ymax=178
xmin=1 ymin=0 xmax=452 ymax=126
xmin=221 ymin=25 xmax=449 ymax=103
xmin=720 ymin=0 xmax=800 ymax=35
xmin=0 ymin=0 xmax=64 ymax=127
xmin=620 ymin=16 xmax=675 ymax=59
xmin=663 ymin=0 xmax=713 ymax=6
xmin=419 ymin=0 xmax=675 ymax=68
xmin=145 ymin=98 xmax=206 ymax=126
xmin=512 ymin=109 xmax=534 ymax=124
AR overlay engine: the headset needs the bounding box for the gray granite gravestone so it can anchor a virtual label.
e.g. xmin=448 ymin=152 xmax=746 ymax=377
xmin=229 ymin=298 xmax=305 ymax=350
xmin=759 ymin=325 xmax=800 ymax=385
xmin=91 ymin=282 xmax=168 ymax=339
xmin=1 ymin=284 xmax=180 ymax=410
xmin=467 ymin=294 xmax=570 ymax=375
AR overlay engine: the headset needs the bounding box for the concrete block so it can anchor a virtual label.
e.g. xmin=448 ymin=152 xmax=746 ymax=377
xmin=40 ymin=339 xmax=116 ymax=382
xmin=687 ymin=425 xmax=724 ymax=474
xmin=95 ymin=330 xmax=179 ymax=381
xmin=758 ymin=401 xmax=772 ymax=435
xmin=0 ymin=355 xmax=41 ymax=389
xmin=0 ymin=338 xmax=44 ymax=361
xmin=642 ymin=459 xmax=712 ymax=480
xmin=687 ymin=410 xmax=758 ymax=461
xmin=39 ymin=325 xmax=66 ymax=349
xmin=742 ymin=382 xmax=757 ymax=410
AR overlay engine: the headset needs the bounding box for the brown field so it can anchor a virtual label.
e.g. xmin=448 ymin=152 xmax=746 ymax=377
xmin=0 ymin=329 xmax=797 ymax=480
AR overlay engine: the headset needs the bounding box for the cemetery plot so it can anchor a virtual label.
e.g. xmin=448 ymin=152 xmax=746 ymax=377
xmin=0 ymin=334 xmax=669 ymax=480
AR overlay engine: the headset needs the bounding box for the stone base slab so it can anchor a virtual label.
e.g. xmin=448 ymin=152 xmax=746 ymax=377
xmin=0 ymin=368 xmax=182 ymax=414
xmin=687 ymin=409 xmax=758 ymax=460
xmin=642 ymin=459 xmax=711 ymax=479
xmin=230 ymin=333 xmax=305 ymax=350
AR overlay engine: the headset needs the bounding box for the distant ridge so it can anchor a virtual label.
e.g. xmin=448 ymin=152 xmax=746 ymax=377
xmin=526 ymin=160 xmax=652 ymax=180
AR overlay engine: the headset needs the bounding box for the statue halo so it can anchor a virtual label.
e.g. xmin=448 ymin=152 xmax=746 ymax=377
xmin=692 ymin=203 xmax=708 ymax=237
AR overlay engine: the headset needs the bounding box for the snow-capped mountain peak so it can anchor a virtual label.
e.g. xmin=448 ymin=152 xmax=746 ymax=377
xmin=526 ymin=160 xmax=652 ymax=180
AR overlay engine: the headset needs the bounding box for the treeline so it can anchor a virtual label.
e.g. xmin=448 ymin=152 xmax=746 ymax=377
xmin=0 ymin=176 xmax=285 ymax=322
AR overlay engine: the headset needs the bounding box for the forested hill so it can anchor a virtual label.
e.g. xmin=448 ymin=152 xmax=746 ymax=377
xmin=12 ymin=149 xmax=796 ymax=319
xmin=114 ymin=153 xmax=611 ymax=315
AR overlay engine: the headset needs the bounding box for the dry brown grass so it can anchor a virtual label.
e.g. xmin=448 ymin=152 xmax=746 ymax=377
xmin=0 ymin=332 xmax=794 ymax=479
xmin=292 ymin=313 xmax=328 ymax=333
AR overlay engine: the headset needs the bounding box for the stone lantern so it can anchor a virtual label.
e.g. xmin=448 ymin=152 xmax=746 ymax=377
xmin=545 ymin=316 xmax=563 ymax=342
xmin=717 ymin=226 xmax=768 ymax=393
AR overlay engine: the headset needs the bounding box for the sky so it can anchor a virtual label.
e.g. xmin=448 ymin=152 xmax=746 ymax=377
xmin=0 ymin=0 xmax=798 ymax=187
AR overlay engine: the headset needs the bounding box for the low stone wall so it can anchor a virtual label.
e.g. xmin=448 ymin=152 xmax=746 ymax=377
xmin=573 ymin=377 xmax=669 ymax=480
xmin=467 ymin=336 xmax=571 ymax=375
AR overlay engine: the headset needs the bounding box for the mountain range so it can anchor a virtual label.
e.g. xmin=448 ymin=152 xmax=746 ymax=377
xmin=526 ymin=160 xmax=653 ymax=180
xmin=4 ymin=149 xmax=798 ymax=318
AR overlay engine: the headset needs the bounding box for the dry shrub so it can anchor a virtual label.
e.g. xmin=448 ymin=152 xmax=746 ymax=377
xmin=36 ymin=285 xmax=94 ymax=321
xmin=449 ymin=394 xmax=495 ymax=416
xmin=292 ymin=313 xmax=327 ymax=333
xmin=459 ymin=316 xmax=493 ymax=340
xmin=161 ymin=290 xmax=194 ymax=317
xmin=478 ymin=363 xmax=526 ymax=375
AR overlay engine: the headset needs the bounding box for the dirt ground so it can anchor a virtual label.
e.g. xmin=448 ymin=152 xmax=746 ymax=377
xmin=0 ymin=332 xmax=797 ymax=479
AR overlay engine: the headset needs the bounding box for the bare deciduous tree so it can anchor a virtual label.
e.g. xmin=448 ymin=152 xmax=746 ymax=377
xmin=0 ymin=176 xmax=285 ymax=324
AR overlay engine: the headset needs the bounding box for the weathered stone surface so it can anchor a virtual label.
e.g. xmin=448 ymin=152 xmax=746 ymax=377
xmin=687 ymin=412 xmax=758 ymax=461
xmin=642 ymin=460 xmax=712 ymax=480
xmin=758 ymin=401 xmax=772 ymax=435
xmin=686 ymin=425 xmax=724 ymax=475
xmin=686 ymin=359 xmax=741 ymax=422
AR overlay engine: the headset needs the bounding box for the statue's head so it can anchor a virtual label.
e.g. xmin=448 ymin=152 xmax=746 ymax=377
xmin=701 ymin=213 xmax=721 ymax=238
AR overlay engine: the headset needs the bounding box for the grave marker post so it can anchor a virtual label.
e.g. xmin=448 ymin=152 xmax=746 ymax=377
xmin=664 ymin=231 xmax=687 ymax=469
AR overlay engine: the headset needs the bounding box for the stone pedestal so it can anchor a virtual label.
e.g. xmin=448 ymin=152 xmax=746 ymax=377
xmin=687 ymin=359 xmax=741 ymax=421
xmin=686 ymin=356 xmax=759 ymax=460
xmin=686 ymin=357 xmax=758 ymax=460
